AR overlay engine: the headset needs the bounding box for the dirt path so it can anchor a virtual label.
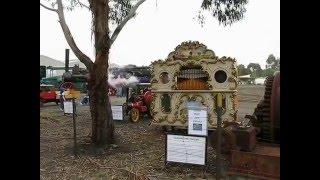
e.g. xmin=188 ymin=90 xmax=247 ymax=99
xmin=40 ymin=85 xmax=264 ymax=179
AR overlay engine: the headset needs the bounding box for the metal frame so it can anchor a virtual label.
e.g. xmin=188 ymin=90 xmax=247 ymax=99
xmin=228 ymin=143 xmax=280 ymax=179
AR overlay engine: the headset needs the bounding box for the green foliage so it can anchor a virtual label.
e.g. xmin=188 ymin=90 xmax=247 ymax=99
xmin=109 ymin=0 xmax=134 ymax=25
xmin=45 ymin=0 xmax=248 ymax=28
xmin=266 ymin=54 xmax=280 ymax=70
xmin=266 ymin=54 xmax=276 ymax=64
xmin=238 ymin=55 xmax=280 ymax=78
xmin=247 ymin=63 xmax=262 ymax=71
xmin=45 ymin=0 xmax=85 ymax=11
xmin=263 ymin=68 xmax=277 ymax=77
xmin=247 ymin=63 xmax=262 ymax=78
xmin=139 ymin=67 xmax=151 ymax=77
xmin=260 ymin=54 xmax=280 ymax=77
xmin=198 ymin=0 xmax=248 ymax=26
xmin=237 ymin=64 xmax=250 ymax=76
xmin=273 ymin=57 xmax=280 ymax=70
xmin=45 ymin=0 xmax=134 ymax=26
xmin=242 ymin=55 xmax=280 ymax=78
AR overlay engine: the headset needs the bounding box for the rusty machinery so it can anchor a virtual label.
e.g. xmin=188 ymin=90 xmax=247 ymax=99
xmin=214 ymin=72 xmax=280 ymax=154
xmin=62 ymin=50 xmax=87 ymax=83
xmin=60 ymin=49 xmax=116 ymax=97
xmin=252 ymin=72 xmax=280 ymax=143
xmin=228 ymin=72 xmax=280 ymax=179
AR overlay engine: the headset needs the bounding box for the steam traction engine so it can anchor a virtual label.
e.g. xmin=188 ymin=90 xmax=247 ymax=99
xmin=150 ymin=41 xmax=239 ymax=130
xmin=125 ymin=87 xmax=154 ymax=122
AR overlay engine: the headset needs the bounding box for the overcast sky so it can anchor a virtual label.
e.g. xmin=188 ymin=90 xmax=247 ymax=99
xmin=40 ymin=0 xmax=280 ymax=68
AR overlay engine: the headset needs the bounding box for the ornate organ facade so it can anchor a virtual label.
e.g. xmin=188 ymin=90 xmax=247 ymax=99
xmin=150 ymin=41 xmax=239 ymax=129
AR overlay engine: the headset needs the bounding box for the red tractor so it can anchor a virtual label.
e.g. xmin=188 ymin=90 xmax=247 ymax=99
xmin=123 ymin=83 xmax=154 ymax=122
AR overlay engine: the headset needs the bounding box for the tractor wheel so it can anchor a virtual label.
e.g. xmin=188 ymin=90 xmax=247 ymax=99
xmin=130 ymin=108 xmax=140 ymax=123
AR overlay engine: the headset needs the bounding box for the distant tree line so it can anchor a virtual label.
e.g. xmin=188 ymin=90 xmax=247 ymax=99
xmin=237 ymin=54 xmax=280 ymax=78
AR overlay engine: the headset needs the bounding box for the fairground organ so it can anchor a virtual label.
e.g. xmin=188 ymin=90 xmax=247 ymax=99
xmin=150 ymin=41 xmax=239 ymax=129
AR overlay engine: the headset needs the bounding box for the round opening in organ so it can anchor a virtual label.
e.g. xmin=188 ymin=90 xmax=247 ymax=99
xmin=160 ymin=72 xmax=169 ymax=84
xmin=214 ymin=70 xmax=227 ymax=83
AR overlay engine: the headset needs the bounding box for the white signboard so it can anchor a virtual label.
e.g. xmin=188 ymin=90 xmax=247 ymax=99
xmin=166 ymin=134 xmax=206 ymax=165
xmin=111 ymin=106 xmax=123 ymax=120
xmin=63 ymin=101 xmax=73 ymax=114
xmin=188 ymin=109 xmax=208 ymax=136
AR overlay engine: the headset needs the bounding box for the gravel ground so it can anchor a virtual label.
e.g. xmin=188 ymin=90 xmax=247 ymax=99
xmin=40 ymin=85 xmax=265 ymax=180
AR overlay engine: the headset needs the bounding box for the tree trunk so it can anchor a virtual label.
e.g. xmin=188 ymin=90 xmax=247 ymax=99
xmin=88 ymin=68 xmax=114 ymax=145
xmin=89 ymin=0 xmax=114 ymax=146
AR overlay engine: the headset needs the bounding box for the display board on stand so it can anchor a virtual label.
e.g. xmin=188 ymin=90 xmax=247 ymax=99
xmin=165 ymin=101 xmax=208 ymax=166
xmin=165 ymin=134 xmax=207 ymax=166
xmin=64 ymin=101 xmax=73 ymax=114
xmin=111 ymin=106 xmax=123 ymax=120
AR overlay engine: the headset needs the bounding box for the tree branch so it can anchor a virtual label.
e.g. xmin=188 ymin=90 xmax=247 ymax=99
xmin=40 ymin=3 xmax=58 ymax=12
xmin=109 ymin=0 xmax=146 ymax=46
xmin=77 ymin=0 xmax=90 ymax=11
xmin=56 ymin=0 xmax=94 ymax=70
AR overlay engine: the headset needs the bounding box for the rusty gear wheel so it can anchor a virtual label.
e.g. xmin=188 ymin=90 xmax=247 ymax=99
xmin=253 ymin=73 xmax=280 ymax=143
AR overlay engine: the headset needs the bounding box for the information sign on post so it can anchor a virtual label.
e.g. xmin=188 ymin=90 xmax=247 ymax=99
xmin=111 ymin=106 xmax=123 ymax=120
xmin=187 ymin=102 xmax=208 ymax=136
xmin=64 ymin=101 xmax=73 ymax=114
xmin=63 ymin=98 xmax=78 ymax=155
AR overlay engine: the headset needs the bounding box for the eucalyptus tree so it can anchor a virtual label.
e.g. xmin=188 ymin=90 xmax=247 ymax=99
xmin=40 ymin=0 xmax=248 ymax=146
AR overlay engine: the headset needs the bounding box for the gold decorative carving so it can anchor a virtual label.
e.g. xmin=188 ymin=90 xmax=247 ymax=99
xmin=229 ymin=110 xmax=238 ymax=121
xmin=230 ymin=92 xmax=238 ymax=109
xmin=150 ymin=41 xmax=239 ymax=129
xmin=150 ymin=78 xmax=158 ymax=84
xmin=228 ymin=77 xmax=238 ymax=90
xmin=158 ymin=115 xmax=168 ymax=123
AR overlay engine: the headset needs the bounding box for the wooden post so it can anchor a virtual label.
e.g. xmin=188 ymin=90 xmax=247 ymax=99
xmin=72 ymin=98 xmax=78 ymax=155
xmin=215 ymin=93 xmax=223 ymax=180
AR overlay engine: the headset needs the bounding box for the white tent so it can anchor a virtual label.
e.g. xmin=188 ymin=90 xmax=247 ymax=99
xmin=254 ymin=78 xmax=266 ymax=85
xmin=238 ymin=74 xmax=253 ymax=85
xmin=239 ymin=74 xmax=251 ymax=79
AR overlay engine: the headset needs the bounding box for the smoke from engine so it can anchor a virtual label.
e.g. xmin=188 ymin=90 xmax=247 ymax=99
xmin=108 ymin=73 xmax=139 ymax=88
